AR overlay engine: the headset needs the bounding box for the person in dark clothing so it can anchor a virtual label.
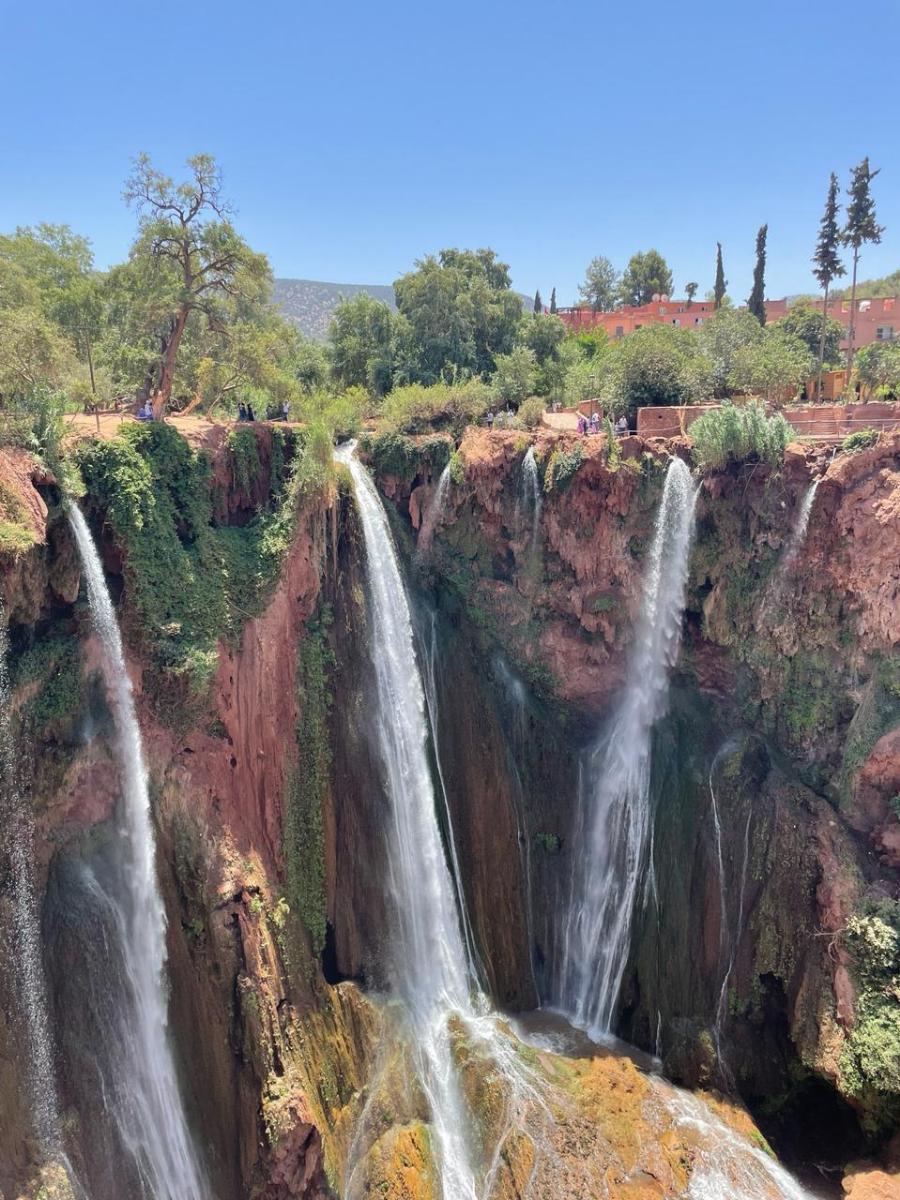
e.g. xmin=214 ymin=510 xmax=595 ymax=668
xmin=246 ymin=403 xmax=256 ymax=422
xmin=238 ymin=403 xmax=248 ymax=422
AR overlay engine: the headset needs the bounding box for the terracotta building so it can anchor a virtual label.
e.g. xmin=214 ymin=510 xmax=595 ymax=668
xmin=763 ymin=295 xmax=897 ymax=350
xmin=555 ymin=295 xmax=898 ymax=351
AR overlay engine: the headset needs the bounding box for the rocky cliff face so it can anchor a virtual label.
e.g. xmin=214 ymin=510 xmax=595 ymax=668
xmin=1 ymin=421 xmax=898 ymax=1198
xmin=365 ymin=425 xmax=900 ymax=1179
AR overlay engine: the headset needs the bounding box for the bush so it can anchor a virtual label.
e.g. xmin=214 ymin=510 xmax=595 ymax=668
xmin=379 ymin=380 xmax=491 ymax=435
xmin=544 ymin=441 xmax=583 ymax=492
xmin=842 ymin=427 xmax=880 ymax=453
xmin=516 ymin=396 xmax=544 ymax=429
xmin=688 ymin=401 xmax=795 ymax=472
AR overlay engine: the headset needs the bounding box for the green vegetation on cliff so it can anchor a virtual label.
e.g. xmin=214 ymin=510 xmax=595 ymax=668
xmin=284 ymin=616 xmax=332 ymax=956
xmin=74 ymin=421 xmax=330 ymax=724
xmin=689 ymin=402 xmax=794 ymax=472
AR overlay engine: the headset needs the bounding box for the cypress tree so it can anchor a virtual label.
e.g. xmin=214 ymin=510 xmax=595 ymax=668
xmin=747 ymin=225 xmax=768 ymax=324
xmin=812 ymin=173 xmax=845 ymax=400
xmin=842 ymin=158 xmax=884 ymax=381
xmin=549 ymin=287 xmax=557 ymax=314
xmin=714 ymin=243 xmax=727 ymax=309
xmin=533 ymin=289 xmax=543 ymax=314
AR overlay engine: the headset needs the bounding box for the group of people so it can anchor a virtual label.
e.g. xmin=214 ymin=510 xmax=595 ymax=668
xmin=577 ymin=412 xmax=629 ymax=438
xmin=485 ymin=408 xmax=516 ymax=430
xmin=237 ymin=399 xmax=291 ymax=423
xmin=136 ymin=401 xmax=155 ymax=421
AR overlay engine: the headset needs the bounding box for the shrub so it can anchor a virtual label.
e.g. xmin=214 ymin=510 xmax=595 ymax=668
xmin=842 ymin=428 xmax=880 ymax=453
xmin=380 ymin=380 xmax=491 ymax=435
xmin=544 ymin=441 xmax=584 ymax=492
xmin=516 ymin=396 xmax=544 ymax=429
xmin=689 ymin=401 xmax=795 ymax=472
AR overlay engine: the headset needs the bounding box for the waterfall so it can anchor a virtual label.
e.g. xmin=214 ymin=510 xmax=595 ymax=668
xmin=520 ymin=446 xmax=542 ymax=550
xmin=707 ymin=736 xmax=750 ymax=1090
xmin=782 ymin=480 xmax=819 ymax=572
xmin=335 ymin=446 xmax=477 ymax=1199
xmin=66 ymin=504 xmax=205 ymax=1200
xmin=556 ymin=457 xmax=698 ymax=1036
xmin=0 ymin=613 xmax=81 ymax=1193
xmin=417 ymin=462 xmax=452 ymax=551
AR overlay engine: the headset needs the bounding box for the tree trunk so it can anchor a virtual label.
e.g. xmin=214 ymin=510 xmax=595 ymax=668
xmin=815 ymin=283 xmax=830 ymax=403
xmin=846 ymin=250 xmax=860 ymax=388
xmin=151 ymin=308 xmax=190 ymax=419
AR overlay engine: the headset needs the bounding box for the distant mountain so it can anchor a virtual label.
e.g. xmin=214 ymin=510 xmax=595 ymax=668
xmin=273 ymin=277 xmax=532 ymax=341
xmin=272 ymin=278 xmax=396 ymax=341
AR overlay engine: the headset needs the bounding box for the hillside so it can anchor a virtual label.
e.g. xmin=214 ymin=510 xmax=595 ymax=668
xmin=272 ymin=278 xmax=396 ymax=340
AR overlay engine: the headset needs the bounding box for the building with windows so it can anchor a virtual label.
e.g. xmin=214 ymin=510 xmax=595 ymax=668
xmin=555 ymin=294 xmax=897 ymax=351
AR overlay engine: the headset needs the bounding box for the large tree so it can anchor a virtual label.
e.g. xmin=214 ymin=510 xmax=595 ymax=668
xmin=697 ymin=307 xmax=763 ymax=398
xmin=578 ymin=256 xmax=618 ymax=311
xmin=123 ymin=154 xmax=270 ymax=416
xmin=812 ymin=173 xmax=846 ymax=400
xmin=618 ymin=250 xmax=673 ymax=306
xmin=747 ymin=225 xmax=768 ymax=325
xmin=393 ymin=248 xmax=521 ymax=383
xmin=549 ymin=287 xmax=557 ymax=314
xmin=713 ymin=243 xmax=727 ymax=309
xmin=328 ymin=292 xmax=396 ymax=395
xmin=774 ymin=304 xmax=844 ymax=370
xmin=685 ymin=282 xmax=698 ymax=306
xmin=842 ymin=158 xmax=884 ymax=382
xmin=533 ymin=289 xmax=542 ymax=314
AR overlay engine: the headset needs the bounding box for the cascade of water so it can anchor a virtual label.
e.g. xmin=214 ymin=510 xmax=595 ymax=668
xmin=556 ymin=457 xmax=698 ymax=1036
xmin=66 ymin=504 xmax=205 ymax=1200
xmin=0 ymin=613 xmax=81 ymax=1193
xmin=417 ymin=463 xmax=452 ymax=552
xmin=419 ymin=610 xmax=487 ymax=988
xmin=781 ymin=480 xmax=819 ymax=572
xmin=520 ymin=446 xmax=542 ymax=550
xmin=335 ymin=445 xmax=477 ymax=1199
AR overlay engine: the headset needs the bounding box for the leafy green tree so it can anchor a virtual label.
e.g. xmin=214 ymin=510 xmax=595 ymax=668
xmin=493 ymin=346 xmax=537 ymax=407
xmin=393 ymin=248 xmax=522 ymax=383
xmin=714 ymin=243 xmax=727 ymax=309
xmin=697 ymin=307 xmax=763 ymax=398
xmin=685 ymin=282 xmax=699 ymax=306
xmin=519 ymin=313 xmax=566 ymax=364
xmin=728 ymin=328 xmax=813 ymax=401
xmin=618 ymin=249 xmax=673 ymax=306
xmin=600 ymin=325 xmax=709 ymax=420
xmin=842 ymin=158 xmax=885 ymax=379
xmin=774 ymin=304 xmax=844 ymax=367
xmin=549 ymin=287 xmax=557 ymax=314
xmin=747 ymin=224 xmax=768 ymax=325
xmin=0 ymin=305 xmax=74 ymax=401
xmin=855 ymin=340 xmax=900 ymax=398
xmin=533 ymin=289 xmax=542 ymax=314
xmin=578 ymin=256 xmax=618 ymax=311
xmin=812 ymin=173 xmax=846 ymax=398
xmin=123 ymin=153 xmax=270 ymax=416
xmin=328 ymin=292 xmax=395 ymax=396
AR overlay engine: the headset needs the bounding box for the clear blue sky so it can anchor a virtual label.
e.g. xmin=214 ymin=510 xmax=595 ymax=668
xmin=1 ymin=0 xmax=897 ymax=305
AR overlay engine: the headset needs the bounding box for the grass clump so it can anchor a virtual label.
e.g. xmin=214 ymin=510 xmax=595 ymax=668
xmin=841 ymin=428 xmax=880 ymax=454
xmin=689 ymin=401 xmax=795 ymax=472
xmin=0 ymin=480 xmax=37 ymax=559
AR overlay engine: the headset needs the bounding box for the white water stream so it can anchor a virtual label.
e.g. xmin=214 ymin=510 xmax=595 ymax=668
xmin=417 ymin=462 xmax=452 ymax=551
xmin=336 ymin=446 xmax=478 ymax=1198
xmin=67 ymin=504 xmax=205 ymax=1200
xmin=519 ymin=446 xmax=542 ymax=551
xmin=0 ymin=614 xmax=83 ymax=1194
xmin=556 ymin=457 xmax=698 ymax=1036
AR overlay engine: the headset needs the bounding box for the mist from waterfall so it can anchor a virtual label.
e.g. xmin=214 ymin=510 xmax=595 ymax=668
xmin=0 ymin=613 xmax=81 ymax=1194
xmin=336 ymin=445 xmax=477 ymax=1199
xmin=556 ymin=457 xmax=698 ymax=1036
xmin=66 ymin=503 xmax=205 ymax=1200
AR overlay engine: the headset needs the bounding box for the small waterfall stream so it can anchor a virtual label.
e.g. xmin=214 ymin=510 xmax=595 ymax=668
xmin=417 ymin=462 xmax=452 ymax=551
xmin=0 ymin=613 xmax=80 ymax=1192
xmin=556 ymin=457 xmax=698 ymax=1035
xmin=336 ymin=446 xmax=478 ymax=1198
xmin=519 ymin=446 xmax=542 ymax=550
xmin=67 ymin=504 xmax=205 ymax=1200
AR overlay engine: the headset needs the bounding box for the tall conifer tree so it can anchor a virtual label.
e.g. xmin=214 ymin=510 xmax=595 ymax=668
xmin=714 ymin=243 xmax=727 ymax=309
xmin=842 ymin=158 xmax=884 ymax=381
xmin=747 ymin=225 xmax=768 ymax=324
xmin=533 ymin=289 xmax=543 ymax=314
xmin=812 ymin=173 xmax=845 ymax=399
xmin=549 ymin=287 xmax=557 ymax=314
